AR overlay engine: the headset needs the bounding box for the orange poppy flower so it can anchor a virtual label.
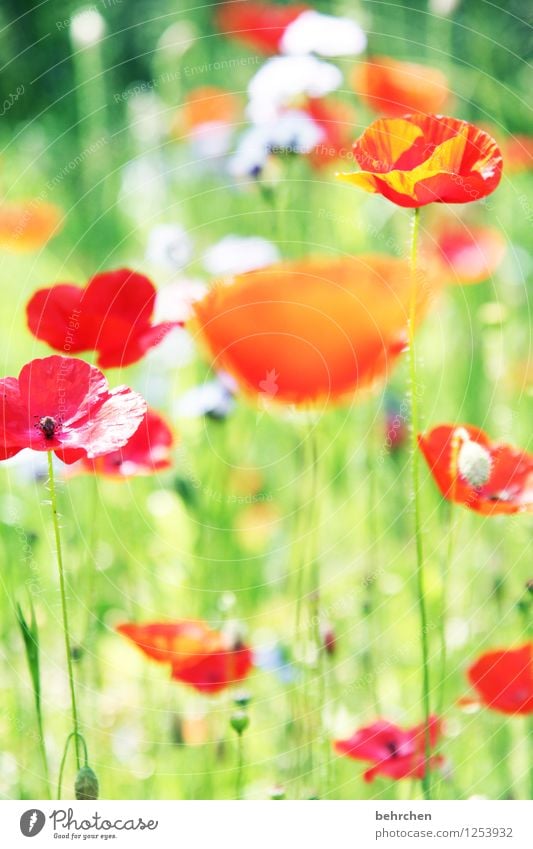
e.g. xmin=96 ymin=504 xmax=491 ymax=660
xmin=0 ymin=201 xmax=62 ymax=251
xmin=193 ymin=255 xmax=434 ymax=405
xmin=172 ymin=86 xmax=241 ymax=137
xmin=353 ymin=57 xmax=449 ymax=117
xmin=338 ymin=115 xmax=503 ymax=208
xmin=431 ymin=223 xmax=506 ymax=284
xmin=418 ymin=424 xmax=533 ymax=515
xmin=117 ymin=620 xmax=253 ymax=694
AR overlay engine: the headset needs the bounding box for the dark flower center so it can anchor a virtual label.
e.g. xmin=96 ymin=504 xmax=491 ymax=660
xmin=385 ymin=740 xmax=399 ymax=758
xmin=39 ymin=415 xmax=57 ymax=440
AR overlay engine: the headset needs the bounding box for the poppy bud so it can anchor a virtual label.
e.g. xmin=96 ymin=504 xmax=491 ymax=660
xmin=457 ymin=439 xmax=492 ymax=487
xmin=233 ymin=690 xmax=251 ymax=708
xmin=230 ymin=710 xmax=250 ymax=736
xmin=270 ymin=784 xmax=285 ymax=800
xmin=526 ymin=580 xmax=533 ymax=596
xmin=321 ymin=623 xmax=336 ymax=655
xmin=75 ymin=765 xmax=99 ymax=800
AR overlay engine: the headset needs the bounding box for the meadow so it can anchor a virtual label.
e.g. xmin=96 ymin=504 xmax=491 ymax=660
xmin=0 ymin=0 xmax=531 ymax=802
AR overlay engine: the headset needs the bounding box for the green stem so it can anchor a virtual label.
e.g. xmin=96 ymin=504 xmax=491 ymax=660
xmin=34 ymin=692 xmax=51 ymax=799
xmin=57 ymin=731 xmax=88 ymax=800
xmin=292 ymin=419 xmax=321 ymax=797
xmin=236 ymin=734 xmax=245 ymax=800
xmin=437 ymin=502 xmax=454 ymax=716
xmin=47 ymin=451 xmax=81 ymax=770
xmin=408 ymin=208 xmax=432 ymax=801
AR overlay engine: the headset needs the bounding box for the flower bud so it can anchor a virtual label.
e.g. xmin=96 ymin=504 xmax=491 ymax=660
xmin=230 ymin=710 xmax=250 ymax=735
xmin=75 ymin=765 xmax=99 ymax=800
xmin=270 ymin=784 xmax=285 ymax=800
xmin=457 ymin=439 xmax=492 ymax=487
xmin=233 ymin=690 xmax=251 ymax=708
xmin=321 ymin=623 xmax=336 ymax=656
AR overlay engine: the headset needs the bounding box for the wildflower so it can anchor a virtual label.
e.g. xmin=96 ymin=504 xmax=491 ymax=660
xmin=418 ymin=424 xmax=533 ymax=514
xmin=338 ymin=115 xmax=502 ymax=207
xmin=117 ymin=620 xmax=253 ymax=694
xmin=465 ymin=644 xmax=533 ymax=715
xmin=335 ymin=716 xmax=443 ymax=782
xmin=193 ymin=255 xmax=433 ymax=405
xmin=353 ymin=57 xmax=449 ymax=116
xmin=27 ymin=269 xmax=181 ymax=368
xmin=79 ymin=409 xmax=174 ymax=477
xmin=0 ymin=356 xmax=146 ymax=464
xmin=431 ymin=223 xmax=506 ymax=284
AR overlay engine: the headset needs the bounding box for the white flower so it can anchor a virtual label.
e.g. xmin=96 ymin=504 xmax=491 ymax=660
xmin=154 ymin=277 xmax=207 ymax=323
xmin=128 ymin=92 xmax=168 ymax=146
xmin=247 ymin=56 xmax=342 ymax=122
xmin=70 ymin=9 xmax=105 ymax=47
xmin=146 ymin=224 xmax=193 ymax=272
xmin=189 ymin=121 xmax=235 ymax=158
xmin=281 ymin=11 xmax=367 ymax=57
xmin=203 ymin=235 xmax=280 ymax=275
xmin=229 ymin=110 xmax=324 ymax=177
xmin=175 ymin=375 xmax=237 ymax=419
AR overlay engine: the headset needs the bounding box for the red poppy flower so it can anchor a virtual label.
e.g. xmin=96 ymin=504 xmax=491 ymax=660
xmin=117 ymin=620 xmax=253 ymax=694
xmin=418 ymin=424 xmax=533 ymax=515
xmin=193 ymin=255 xmax=434 ymax=406
xmin=26 ymin=268 xmax=181 ymax=369
xmin=338 ymin=115 xmax=503 ymax=208
xmin=0 ymin=201 xmax=62 ymax=251
xmin=466 ymin=644 xmax=533 ymax=715
xmin=334 ymin=716 xmax=443 ymax=782
xmin=303 ymin=97 xmax=357 ymax=169
xmin=352 ymin=57 xmax=449 ymax=117
xmin=431 ymin=224 xmax=506 ymax=284
xmin=216 ymin=2 xmax=308 ymax=54
xmin=79 ymin=409 xmax=174 ymax=477
xmin=0 ymin=356 xmax=146 ymax=465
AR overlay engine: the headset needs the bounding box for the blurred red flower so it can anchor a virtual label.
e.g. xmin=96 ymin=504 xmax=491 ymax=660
xmin=431 ymin=223 xmax=506 ymax=284
xmin=335 ymin=716 xmax=443 ymax=782
xmin=466 ymin=644 xmax=533 ymax=715
xmin=353 ymin=57 xmax=449 ymax=117
xmin=194 ymin=255 xmax=435 ymax=405
xmin=338 ymin=115 xmax=502 ymax=208
xmin=80 ymin=409 xmax=174 ymax=477
xmin=117 ymin=620 xmax=253 ymax=694
xmin=0 ymin=201 xmax=62 ymax=251
xmin=418 ymin=424 xmax=533 ymax=515
xmin=303 ymin=97 xmax=357 ymax=169
xmin=216 ymin=1 xmax=307 ymax=53
xmin=27 ymin=268 xmax=180 ymax=369
xmin=0 ymin=355 xmax=146 ymax=464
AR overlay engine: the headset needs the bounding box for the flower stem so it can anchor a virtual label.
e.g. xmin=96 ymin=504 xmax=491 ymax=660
xmin=407 ymin=208 xmax=432 ymax=801
xmin=235 ymin=733 xmax=245 ymax=800
xmin=47 ymin=451 xmax=81 ymax=770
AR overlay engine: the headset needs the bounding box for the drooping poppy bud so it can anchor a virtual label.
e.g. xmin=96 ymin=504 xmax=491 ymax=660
xmin=75 ymin=765 xmax=99 ymax=800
